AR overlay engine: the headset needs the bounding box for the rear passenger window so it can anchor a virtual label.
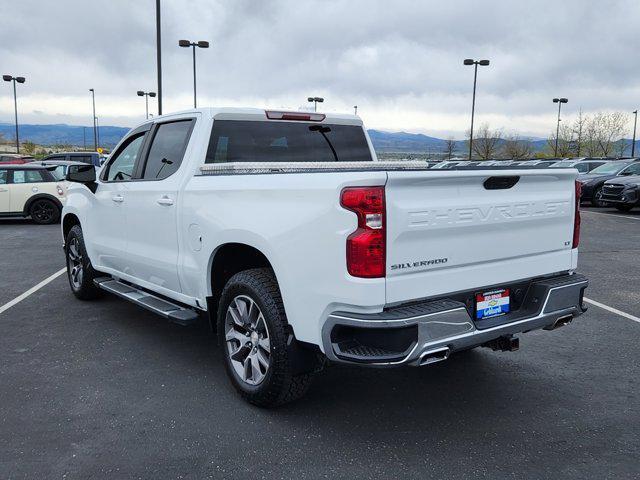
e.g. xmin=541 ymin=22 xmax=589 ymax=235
xmin=0 ymin=170 xmax=7 ymax=184
xmin=142 ymin=120 xmax=193 ymax=180
xmin=205 ymin=120 xmax=373 ymax=163
xmin=71 ymin=155 xmax=92 ymax=164
xmin=13 ymin=170 xmax=45 ymax=183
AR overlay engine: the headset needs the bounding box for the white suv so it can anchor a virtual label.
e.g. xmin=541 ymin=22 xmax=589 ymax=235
xmin=0 ymin=165 xmax=67 ymax=224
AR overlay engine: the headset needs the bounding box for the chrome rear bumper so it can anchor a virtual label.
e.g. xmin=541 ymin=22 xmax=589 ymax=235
xmin=322 ymin=273 xmax=588 ymax=366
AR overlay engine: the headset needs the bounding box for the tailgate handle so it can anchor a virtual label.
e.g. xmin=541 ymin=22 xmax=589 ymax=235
xmin=483 ymin=176 xmax=520 ymax=190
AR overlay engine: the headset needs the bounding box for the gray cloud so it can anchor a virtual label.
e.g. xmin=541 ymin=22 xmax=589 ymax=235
xmin=1 ymin=0 xmax=639 ymax=137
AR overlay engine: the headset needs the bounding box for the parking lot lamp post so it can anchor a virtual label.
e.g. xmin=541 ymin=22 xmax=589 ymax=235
xmin=95 ymin=117 xmax=100 ymax=150
xmin=137 ymin=91 xmax=157 ymax=119
xmin=307 ymin=96 xmax=324 ymax=112
xmin=553 ymin=97 xmax=568 ymax=156
xmin=354 ymin=105 xmax=358 ymax=115
xmin=89 ymin=88 xmax=97 ymax=151
xmin=632 ymin=110 xmax=638 ymax=157
xmin=3 ymin=75 xmax=25 ymax=153
xmin=463 ymin=59 xmax=490 ymax=160
xmin=179 ymin=40 xmax=210 ymax=108
xmin=156 ymin=0 xmax=162 ymax=116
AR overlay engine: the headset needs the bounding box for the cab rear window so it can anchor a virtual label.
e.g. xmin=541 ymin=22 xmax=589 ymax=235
xmin=205 ymin=120 xmax=372 ymax=163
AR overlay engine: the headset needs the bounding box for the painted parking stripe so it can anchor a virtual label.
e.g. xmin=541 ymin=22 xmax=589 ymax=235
xmin=582 ymin=210 xmax=640 ymax=221
xmin=584 ymin=297 xmax=640 ymax=325
xmin=0 ymin=267 xmax=66 ymax=315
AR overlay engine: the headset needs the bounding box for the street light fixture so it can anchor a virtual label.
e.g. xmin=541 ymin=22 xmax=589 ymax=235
xmin=463 ymin=59 xmax=490 ymax=159
xmin=307 ymin=96 xmax=324 ymax=112
xmin=552 ymin=97 xmax=569 ymax=157
xmin=89 ymin=88 xmax=97 ymax=151
xmin=137 ymin=90 xmax=157 ymax=119
xmin=179 ymin=39 xmax=210 ymax=108
xmin=3 ymin=75 xmax=26 ymax=153
xmin=632 ymin=110 xmax=638 ymax=157
xmin=354 ymin=105 xmax=358 ymax=115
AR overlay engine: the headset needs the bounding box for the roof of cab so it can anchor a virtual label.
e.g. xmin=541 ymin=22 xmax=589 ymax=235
xmin=128 ymin=107 xmax=363 ymax=131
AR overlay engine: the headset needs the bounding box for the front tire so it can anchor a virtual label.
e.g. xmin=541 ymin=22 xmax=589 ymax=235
xmin=615 ymin=204 xmax=634 ymax=212
xmin=217 ymin=268 xmax=315 ymax=407
xmin=65 ymin=225 xmax=102 ymax=300
xmin=30 ymin=199 xmax=60 ymax=224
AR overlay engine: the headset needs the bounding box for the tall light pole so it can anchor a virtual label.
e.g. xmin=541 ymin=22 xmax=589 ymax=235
xmin=307 ymin=96 xmax=324 ymax=112
xmin=552 ymin=97 xmax=568 ymax=157
xmin=95 ymin=117 xmax=100 ymax=150
xmin=2 ymin=75 xmax=26 ymax=153
xmin=179 ymin=39 xmax=210 ymax=108
xmin=463 ymin=59 xmax=490 ymax=160
xmin=89 ymin=88 xmax=97 ymax=151
xmin=137 ymin=91 xmax=157 ymax=119
xmin=632 ymin=110 xmax=638 ymax=157
xmin=156 ymin=0 xmax=162 ymax=116
xmin=354 ymin=105 xmax=358 ymax=115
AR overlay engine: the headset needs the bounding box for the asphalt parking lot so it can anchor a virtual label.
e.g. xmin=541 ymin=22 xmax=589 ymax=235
xmin=0 ymin=208 xmax=638 ymax=479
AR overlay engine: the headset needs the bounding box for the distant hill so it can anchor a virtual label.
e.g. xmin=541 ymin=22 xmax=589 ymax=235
xmin=0 ymin=123 xmax=130 ymax=148
xmin=367 ymin=129 xmax=455 ymax=152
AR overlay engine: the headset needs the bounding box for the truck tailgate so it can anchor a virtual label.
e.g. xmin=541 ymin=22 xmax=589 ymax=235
xmin=385 ymin=169 xmax=578 ymax=304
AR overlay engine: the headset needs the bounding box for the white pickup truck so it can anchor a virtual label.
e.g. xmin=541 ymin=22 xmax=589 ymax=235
xmin=62 ymin=108 xmax=588 ymax=407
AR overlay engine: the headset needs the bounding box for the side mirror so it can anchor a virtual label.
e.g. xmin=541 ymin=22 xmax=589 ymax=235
xmin=66 ymin=164 xmax=97 ymax=192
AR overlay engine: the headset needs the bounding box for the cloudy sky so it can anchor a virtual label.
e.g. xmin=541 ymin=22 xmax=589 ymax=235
xmin=1 ymin=0 xmax=639 ymax=138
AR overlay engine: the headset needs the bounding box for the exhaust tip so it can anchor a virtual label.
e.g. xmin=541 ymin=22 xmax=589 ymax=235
xmin=419 ymin=347 xmax=450 ymax=366
xmin=545 ymin=314 xmax=573 ymax=330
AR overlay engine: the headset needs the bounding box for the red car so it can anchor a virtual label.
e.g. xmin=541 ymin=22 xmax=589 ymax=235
xmin=0 ymin=154 xmax=36 ymax=164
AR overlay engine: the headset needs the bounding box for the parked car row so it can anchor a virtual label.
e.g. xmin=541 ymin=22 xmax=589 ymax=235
xmin=0 ymin=151 xmax=106 ymax=166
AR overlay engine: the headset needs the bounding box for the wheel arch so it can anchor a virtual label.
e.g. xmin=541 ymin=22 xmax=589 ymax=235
xmin=206 ymin=242 xmax=277 ymax=331
xmin=23 ymin=193 xmax=63 ymax=216
xmin=62 ymin=213 xmax=81 ymax=241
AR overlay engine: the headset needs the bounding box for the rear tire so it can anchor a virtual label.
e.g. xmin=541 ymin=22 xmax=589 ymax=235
xmin=65 ymin=225 xmax=102 ymax=300
xmin=217 ymin=268 xmax=315 ymax=407
xmin=615 ymin=205 xmax=634 ymax=212
xmin=30 ymin=199 xmax=60 ymax=224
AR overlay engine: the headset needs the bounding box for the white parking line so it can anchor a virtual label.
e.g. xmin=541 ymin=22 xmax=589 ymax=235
xmin=0 ymin=267 xmax=66 ymax=315
xmin=582 ymin=210 xmax=640 ymax=221
xmin=584 ymin=297 xmax=640 ymax=324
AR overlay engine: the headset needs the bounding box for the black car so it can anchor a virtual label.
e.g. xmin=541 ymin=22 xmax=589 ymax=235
xmin=42 ymin=151 xmax=105 ymax=167
xmin=600 ymin=175 xmax=640 ymax=212
xmin=578 ymin=160 xmax=640 ymax=207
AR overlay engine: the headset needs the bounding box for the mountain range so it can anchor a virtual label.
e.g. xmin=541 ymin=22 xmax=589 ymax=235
xmin=0 ymin=122 xmax=636 ymax=155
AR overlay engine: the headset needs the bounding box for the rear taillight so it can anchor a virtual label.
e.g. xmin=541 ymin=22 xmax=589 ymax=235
xmin=340 ymin=186 xmax=385 ymax=278
xmin=572 ymin=180 xmax=581 ymax=248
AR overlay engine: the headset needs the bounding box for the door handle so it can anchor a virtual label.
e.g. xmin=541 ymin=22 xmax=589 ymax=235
xmin=157 ymin=196 xmax=174 ymax=206
xmin=0 ymin=188 xmax=8 ymax=192
xmin=112 ymin=194 xmax=124 ymax=203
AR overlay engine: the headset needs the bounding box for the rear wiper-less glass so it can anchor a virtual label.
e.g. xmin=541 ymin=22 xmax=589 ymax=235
xmin=309 ymin=125 xmax=338 ymax=162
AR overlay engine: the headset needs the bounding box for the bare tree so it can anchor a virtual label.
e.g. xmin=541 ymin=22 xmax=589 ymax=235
xmin=444 ymin=137 xmax=456 ymax=159
xmin=547 ymin=123 xmax=575 ymax=157
xmin=503 ymin=134 xmax=533 ymax=159
xmin=583 ymin=112 xmax=629 ymax=156
xmin=571 ymin=109 xmax=588 ymax=157
xmin=469 ymin=123 xmax=502 ymax=159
